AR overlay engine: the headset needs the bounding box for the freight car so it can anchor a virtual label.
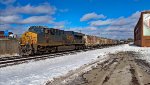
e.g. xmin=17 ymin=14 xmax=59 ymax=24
xmin=84 ymin=35 xmax=99 ymax=47
xmin=20 ymin=26 xmax=85 ymax=55
xmin=84 ymin=35 xmax=117 ymax=48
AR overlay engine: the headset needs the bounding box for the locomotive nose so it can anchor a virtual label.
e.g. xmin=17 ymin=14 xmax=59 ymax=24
xmin=20 ymin=32 xmax=37 ymax=55
xmin=20 ymin=32 xmax=37 ymax=45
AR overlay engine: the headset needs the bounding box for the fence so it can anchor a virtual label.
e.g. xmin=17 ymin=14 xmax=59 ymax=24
xmin=0 ymin=39 xmax=20 ymax=57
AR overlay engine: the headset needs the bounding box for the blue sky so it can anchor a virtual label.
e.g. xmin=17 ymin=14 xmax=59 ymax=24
xmin=0 ymin=0 xmax=150 ymax=39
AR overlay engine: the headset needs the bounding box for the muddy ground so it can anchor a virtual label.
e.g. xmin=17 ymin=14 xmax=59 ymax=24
xmin=46 ymin=51 xmax=150 ymax=85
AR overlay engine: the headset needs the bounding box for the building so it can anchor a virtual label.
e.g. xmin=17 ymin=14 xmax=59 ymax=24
xmin=134 ymin=11 xmax=150 ymax=47
xmin=0 ymin=31 xmax=13 ymax=39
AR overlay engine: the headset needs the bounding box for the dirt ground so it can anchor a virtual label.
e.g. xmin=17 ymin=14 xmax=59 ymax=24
xmin=46 ymin=51 xmax=150 ymax=85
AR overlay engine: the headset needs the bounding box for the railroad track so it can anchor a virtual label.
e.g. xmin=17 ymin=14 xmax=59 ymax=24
xmin=0 ymin=48 xmax=93 ymax=68
xmin=0 ymin=45 xmax=116 ymax=68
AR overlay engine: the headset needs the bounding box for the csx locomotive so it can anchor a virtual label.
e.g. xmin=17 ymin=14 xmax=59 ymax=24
xmin=20 ymin=26 xmax=118 ymax=55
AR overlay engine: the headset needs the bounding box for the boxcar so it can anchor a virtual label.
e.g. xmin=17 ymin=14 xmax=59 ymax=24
xmin=84 ymin=35 xmax=97 ymax=47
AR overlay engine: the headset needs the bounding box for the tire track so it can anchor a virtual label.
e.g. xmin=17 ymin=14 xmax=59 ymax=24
xmin=47 ymin=51 xmax=150 ymax=85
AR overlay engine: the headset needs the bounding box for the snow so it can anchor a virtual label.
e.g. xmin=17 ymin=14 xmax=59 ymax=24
xmin=0 ymin=44 xmax=150 ymax=85
xmin=0 ymin=53 xmax=19 ymax=58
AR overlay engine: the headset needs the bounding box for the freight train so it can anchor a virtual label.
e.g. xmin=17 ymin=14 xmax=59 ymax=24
xmin=0 ymin=26 xmax=119 ymax=56
xmin=20 ymin=26 xmax=118 ymax=55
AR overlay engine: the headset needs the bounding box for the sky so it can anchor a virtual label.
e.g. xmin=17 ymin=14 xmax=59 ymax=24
xmin=0 ymin=0 xmax=150 ymax=39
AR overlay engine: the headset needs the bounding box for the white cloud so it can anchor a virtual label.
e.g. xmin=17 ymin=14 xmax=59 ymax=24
xmin=0 ymin=15 xmax=20 ymax=24
xmin=0 ymin=2 xmax=68 ymax=34
xmin=77 ymin=11 xmax=143 ymax=39
xmin=87 ymin=26 xmax=97 ymax=30
xmin=0 ymin=15 xmax=54 ymax=24
xmin=111 ymin=11 xmax=141 ymax=26
xmin=66 ymin=26 xmax=98 ymax=36
xmin=0 ymin=24 xmax=27 ymax=34
xmin=0 ymin=3 xmax=61 ymax=25
xmin=0 ymin=15 xmax=68 ymax=34
xmin=80 ymin=12 xmax=106 ymax=21
xmin=98 ymin=11 xmax=141 ymax=39
xmin=0 ymin=24 xmax=12 ymax=31
xmin=53 ymin=25 xmax=65 ymax=29
xmin=0 ymin=0 xmax=16 ymax=5
xmin=21 ymin=16 xmax=53 ymax=24
xmin=52 ymin=21 xmax=71 ymax=29
xmin=89 ymin=11 xmax=141 ymax=27
xmin=90 ymin=19 xmax=113 ymax=26
xmin=18 ymin=4 xmax=56 ymax=15
xmin=0 ymin=3 xmax=56 ymax=15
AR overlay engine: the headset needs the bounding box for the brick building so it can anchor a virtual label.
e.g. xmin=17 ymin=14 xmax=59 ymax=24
xmin=134 ymin=11 xmax=150 ymax=47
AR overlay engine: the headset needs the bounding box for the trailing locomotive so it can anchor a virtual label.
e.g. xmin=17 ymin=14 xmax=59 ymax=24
xmin=20 ymin=26 xmax=85 ymax=55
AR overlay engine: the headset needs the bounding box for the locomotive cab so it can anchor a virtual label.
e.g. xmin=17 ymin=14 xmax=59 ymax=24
xmin=20 ymin=26 xmax=62 ymax=55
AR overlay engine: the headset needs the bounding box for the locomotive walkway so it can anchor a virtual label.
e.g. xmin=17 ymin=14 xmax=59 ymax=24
xmin=47 ymin=51 xmax=150 ymax=85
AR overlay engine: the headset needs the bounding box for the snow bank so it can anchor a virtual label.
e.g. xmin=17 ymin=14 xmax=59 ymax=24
xmin=0 ymin=44 xmax=149 ymax=85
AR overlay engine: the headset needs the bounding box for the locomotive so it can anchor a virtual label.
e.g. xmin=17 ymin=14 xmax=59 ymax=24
xmin=20 ymin=26 xmax=85 ymax=55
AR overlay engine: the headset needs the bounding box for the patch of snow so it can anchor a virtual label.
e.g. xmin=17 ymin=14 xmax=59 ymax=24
xmin=0 ymin=44 xmax=150 ymax=85
xmin=118 ymin=44 xmax=150 ymax=63
xmin=0 ymin=53 xmax=19 ymax=58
